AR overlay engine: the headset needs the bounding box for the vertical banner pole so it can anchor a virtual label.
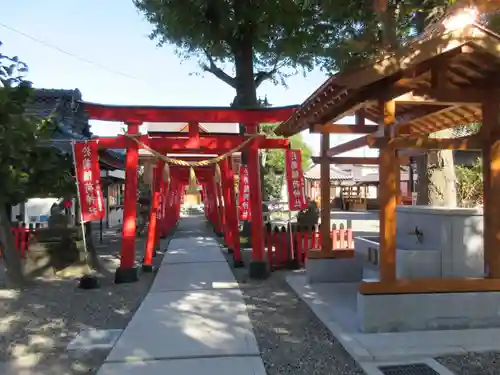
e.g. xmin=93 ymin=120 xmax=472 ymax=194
xmin=71 ymin=140 xmax=89 ymax=260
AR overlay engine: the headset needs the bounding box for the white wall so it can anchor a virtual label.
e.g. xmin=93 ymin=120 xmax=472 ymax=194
xmin=11 ymin=197 xmax=124 ymax=228
xmin=11 ymin=198 xmax=59 ymax=225
xmin=105 ymin=199 xmax=123 ymax=227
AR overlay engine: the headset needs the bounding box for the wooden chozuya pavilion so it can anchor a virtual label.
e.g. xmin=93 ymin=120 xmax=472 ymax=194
xmin=275 ymin=21 xmax=500 ymax=295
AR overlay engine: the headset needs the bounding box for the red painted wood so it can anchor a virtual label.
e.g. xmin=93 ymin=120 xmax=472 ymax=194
xmin=120 ymin=122 xmax=139 ymax=269
xmin=83 ymin=102 xmax=297 ymax=123
xmin=144 ymin=160 xmax=164 ymax=266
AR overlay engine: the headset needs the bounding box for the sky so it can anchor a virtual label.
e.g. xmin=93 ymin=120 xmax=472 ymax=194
xmin=1 ymin=0 xmax=377 ymax=158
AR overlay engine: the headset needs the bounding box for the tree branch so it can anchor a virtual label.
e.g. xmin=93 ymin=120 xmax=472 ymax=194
xmin=200 ymin=51 xmax=236 ymax=88
xmin=254 ymin=55 xmax=286 ymax=88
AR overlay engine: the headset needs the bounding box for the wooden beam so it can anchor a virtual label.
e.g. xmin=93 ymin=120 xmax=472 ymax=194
xmin=410 ymin=88 xmax=492 ymax=104
xmin=320 ymin=133 xmax=332 ymax=255
xmin=310 ymin=124 xmax=379 ymax=134
xmin=371 ymin=135 xmax=482 ymax=150
xmin=359 ymin=278 xmax=500 ymax=295
xmin=399 ymin=149 xmax=426 ymax=157
xmin=326 ymin=135 xmax=375 ymax=157
xmin=482 ymin=96 xmax=500 ymax=278
xmin=308 ymin=249 xmax=354 ymax=259
xmin=312 ymin=156 xmax=379 ymax=164
xmin=311 ymin=156 xmax=410 ymax=165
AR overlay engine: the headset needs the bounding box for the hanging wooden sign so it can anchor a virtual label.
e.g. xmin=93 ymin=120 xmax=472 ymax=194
xmin=238 ymin=165 xmax=251 ymax=220
xmin=285 ymin=149 xmax=308 ymax=211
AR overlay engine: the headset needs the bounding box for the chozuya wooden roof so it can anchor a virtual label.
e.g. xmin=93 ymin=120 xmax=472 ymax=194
xmin=275 ymin=21 xmax=500 ymax=137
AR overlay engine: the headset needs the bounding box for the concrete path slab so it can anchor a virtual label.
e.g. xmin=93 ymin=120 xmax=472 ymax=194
xmin=96 ymin=217 xmax=264 ymax=375
xmin=164 ymin=238 xmax=225 ymax=264
xmin=98 ymin=356 xmax=266 ymax=375
xmin=151 ymin=262 xmax=238 ymax=292
xmin=106 ymin=287 xmax=259 ymax=362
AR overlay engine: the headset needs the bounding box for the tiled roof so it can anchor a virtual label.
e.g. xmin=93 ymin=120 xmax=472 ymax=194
xmin=304 ymin=164 xmax=352 ymax=181
xmin=25 ymin=88 xmax=124 ymax=169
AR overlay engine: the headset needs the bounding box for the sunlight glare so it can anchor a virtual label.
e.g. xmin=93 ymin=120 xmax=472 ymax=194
xmin=443 ymin=7 xmax=479 ymax=31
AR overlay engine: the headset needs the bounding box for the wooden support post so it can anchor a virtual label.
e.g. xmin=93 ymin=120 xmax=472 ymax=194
xmin=161 ymin=178 xmax=170 ymax=236
xmin=482 ymin=96 xmax=500 ymax=278
xmin=155 ymin=171 xmax=165 ymax=244
xmin=214 ymin=179 xmax=224 ymax=236
xmin=378 ymin=100 xmax=398 ymax=282
xmin=227 ymin=156 xmax=242 ymax=264
xmin=207 ymin=179 xmax=220 ymax=234
xmin=216 ymin=179 xmax=226 ymax=237
xmin=247 ymin=133 xmax=268 ymax=278
xmin=320 ymin=133 xmax=332 ymax=255
xmin=220 ymin=159 xmax=234 ymax=251
xmin=395 ymin=155 xmax=401 ymax=204
xmin=143 ymin=159 xmax=164 ymax=271
xmin=221 ymin=157 xmax=243 ymax=265
xmin=409 ymin=157 xmax=415 ymax=193
xmin=187 ymin=122 xmax=200 ymax=148
xmin=116 ymin=122 xmax=140 ymax=283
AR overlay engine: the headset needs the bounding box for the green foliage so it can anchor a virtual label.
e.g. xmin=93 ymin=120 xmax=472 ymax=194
xmin=453 ymin=122 xmax=481 ymax=137
xmin=260 ymin=123 xmax=312 ymax=200
xmin=455 ymin=158 xmax=483 ymax=207
xmin=0 ymin=42 xmax=75 ymax=205
xmin=134 ymin=0 xmax=336 ymax=88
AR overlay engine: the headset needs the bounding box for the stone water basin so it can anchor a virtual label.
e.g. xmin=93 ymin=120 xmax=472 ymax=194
xmin=354 ymin=236 xmax=442 ymax=280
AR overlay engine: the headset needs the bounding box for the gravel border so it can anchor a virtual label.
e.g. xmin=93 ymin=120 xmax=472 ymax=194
xmin=0 ymin=228 xmax=171 ymax=375
xmin=223 ymin=251 xmax=366 ymax=375
xmin=435 ymin=352 xmax=500 ymax=375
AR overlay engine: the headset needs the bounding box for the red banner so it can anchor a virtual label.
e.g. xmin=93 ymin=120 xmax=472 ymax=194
xmin=285 ymin=149 xmax=308 ymax=211
xmin=73 ymin=140 xmax=105 ymax=222
xmin=238 ymin=165 xmax=251 ymax=220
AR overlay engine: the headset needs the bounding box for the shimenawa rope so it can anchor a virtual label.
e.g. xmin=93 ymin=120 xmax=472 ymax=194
xmin=124 ymin=133 xmax=259 ymax=186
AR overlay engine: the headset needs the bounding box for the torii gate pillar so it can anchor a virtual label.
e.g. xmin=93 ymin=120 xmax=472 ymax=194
xmin=115 ymin=121 xmax=140 ymax=283
xmin=247 ymin=125 xmax=269 ymax=278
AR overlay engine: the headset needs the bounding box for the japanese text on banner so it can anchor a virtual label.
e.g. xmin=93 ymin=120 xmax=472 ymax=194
xmin=238 ymin=165 xmax=251 ymax=220
xmin=74 ymin=141 xmax=105 ymax=222
xmin=285 ymin=149 xmax=308 ymax=211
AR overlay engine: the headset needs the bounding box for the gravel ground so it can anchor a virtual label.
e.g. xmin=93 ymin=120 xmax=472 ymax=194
xmin=222 ymin=249 xmax=366 ymax=374
xmin=0 ymin=226 xmax=169 ymax=375
xmin=435 ymin=352 xmax=500 ymax=375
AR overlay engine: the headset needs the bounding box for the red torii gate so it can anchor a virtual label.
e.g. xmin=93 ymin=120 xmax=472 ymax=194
xmin=83 ymin=102 xmax=296 ymax=283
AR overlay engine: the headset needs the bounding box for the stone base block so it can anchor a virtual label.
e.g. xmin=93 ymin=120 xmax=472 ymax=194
xmin=249 ymin=260 xmax=270 ymax=279
xmin=141 ymin=264 xmax=155 ymax=273
xmin=357 ymin=291 xmax=500 ymax=333
xmin=306 ymin=258 xmax=362 ymax=284
xmin=114 ymin=267 xmax=139 ymax=284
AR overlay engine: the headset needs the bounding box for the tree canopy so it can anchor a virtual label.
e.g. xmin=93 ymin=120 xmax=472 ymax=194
xmin=134 ymin=0 xmax=460 ymax=94
xmin=260 ymin=123 xmax=311 ymax=200
xmin=0 ymin=42 xmax=77 ymax=286
xmin=134 ymin=0 xmax=496 ymax=209
xmin=0 ymin=43 xmax=75 ymax=205
xmin=134 ymin=0 xmax=335 ymax=105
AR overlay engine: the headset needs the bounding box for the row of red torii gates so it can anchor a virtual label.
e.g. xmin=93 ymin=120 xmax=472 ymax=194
xmin=83 ymin=103 xmax=297 ymax=282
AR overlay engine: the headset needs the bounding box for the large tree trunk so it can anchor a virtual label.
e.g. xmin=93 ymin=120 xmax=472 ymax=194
xmin=231 ymin=38 xmax=261 ymax=245
xmin=416 ymin=129 xmax=457 ymax=206
xmin=0 ymin=202 xmax=25 ymax=287
xmin=409 ymin=3 xmax=458 ymax=207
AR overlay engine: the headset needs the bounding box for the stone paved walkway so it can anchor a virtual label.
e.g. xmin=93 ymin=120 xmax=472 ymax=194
xmin=97 ymin=216 xmax=266 ymax=375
